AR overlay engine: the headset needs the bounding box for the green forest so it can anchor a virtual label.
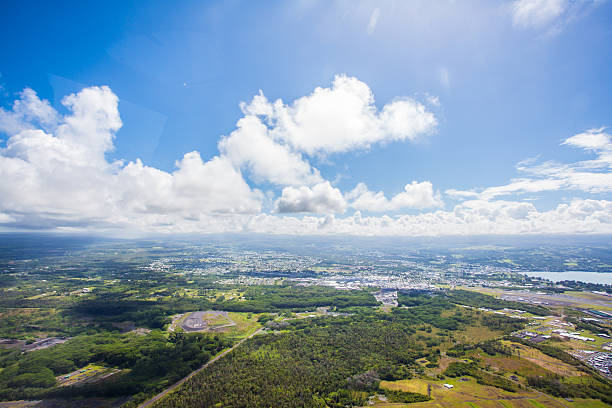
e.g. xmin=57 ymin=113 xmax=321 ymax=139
xmin=0 ymin=331 xmax=229 ymax=401
xmin=152 ymin=296 xmax=518 ymax=408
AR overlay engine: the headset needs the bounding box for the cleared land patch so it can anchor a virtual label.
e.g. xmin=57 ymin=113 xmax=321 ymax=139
xmin=56 ymin=363 xmax=120 ymax=387
xmin=481 ymin=355 xmax=551 ymax=379
xmin=503 ymin=341 xmax=585 ymax=377
xmin=377 ymin=378 xmax=566 ymax=408
xmin=456 ymin=325 xmax=503 ymax=343
xmin=168 ymin=311 xmax=260 ymax=339
xmin=180 ymin=311 xmax=235 ymax=332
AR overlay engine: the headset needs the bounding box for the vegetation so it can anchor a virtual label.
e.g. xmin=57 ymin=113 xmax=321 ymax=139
xmin=0 ymin=331 xmax=229 ymax=401
xmin=218 ymin=284 xmax=379 ymax=312
xmin=527 ymin=375 xmax=612 ymax=404
xmin=153 ymin=306 xmax=457 ymax=408
xmin=381 ymin=388 xmax=430 ymax=403
xmin=444 ymin=289 xmax=552 ymax=316
xmin=1 ymin=236 xmax=610 ymax=407
xmin=444 ymin=361 xmax=518 ymax=392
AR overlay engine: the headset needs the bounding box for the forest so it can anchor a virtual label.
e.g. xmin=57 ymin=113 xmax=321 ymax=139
xmin=0 ymin=330 xmax=229 ymax=401
xmin=152 ymin=297 xmax=512 ymax=408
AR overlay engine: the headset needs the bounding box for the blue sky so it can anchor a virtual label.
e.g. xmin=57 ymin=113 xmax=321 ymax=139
xmin=0 ymin=0 xmax=611 ymax=235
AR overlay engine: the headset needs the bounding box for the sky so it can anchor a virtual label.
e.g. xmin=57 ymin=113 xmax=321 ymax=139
xmin=0 ymin=0 xmax=611 ymax=236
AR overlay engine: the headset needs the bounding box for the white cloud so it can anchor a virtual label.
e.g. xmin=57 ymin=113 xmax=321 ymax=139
xmin=426 ymin=95 xmax=441 ymax=107
xmin=0 ymin=88 xmax=59 ymax=135
xmin=118 ymin=153 xmax=263 ymax=216
xmin=518 ymin=128 xmax=612 ymax=194
xmin=0 ymin=86 xmax=263 ymax=230
xmin=245 ymin=74 xmax=437 ymax=156
xmin=562 ymin=127 xmax=612 ymax=151
xmin=0 ymin=85 xmax=610 ymax=237
xmin=0 ymin=79 xmax=437 ymax=231
xmin=510 ymin=0 xmax=603 ymax=31
xmin=348 ymin=181 xmax=443 ymax=212
xmin=246 ymin=198 xmax=612 ymax=236
xmin=275 ymin=182 xmax=346 ymax=213
xmin=218 ymin=115 xmax=322 ymax=186
xmin=511 ymin=0 xmax=566 ymax=27
xmin=216 ymin=74 xmax=436 ymax=186
xmin=446 ymin=178 xmax=565 ymax=201
xmin=447 ymin=128 xmax=612 ymax=201
xmin=367 ymin=8 xmax=381 ymax=35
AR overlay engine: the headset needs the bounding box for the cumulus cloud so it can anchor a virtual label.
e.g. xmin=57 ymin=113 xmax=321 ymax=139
xmin=247 ymin=198 xmax=612 ymax=236
xmin=348 ymin=181 xmax=443 ymax=212
xmin=118 ymin=153 xmax=262 ymax=216
xmin=275 ymin=182 xmax=346 ymax=213
xmin=240 ymin=74 xmax=437 ymax=157
xmin=218 ymin=114 xmax=322 ymax=186
xmin=216 ymin=74 xmax=436 ymax=187
xmin=0 ymin=86 xmax=262 ymax=230
xmin=0 ymin=88 xmax=59 ymax=135
xmin=0 ymin=79 xmax=438 ymax=232
xmin=0 ymin=84 xmax=610 ymax=236
xmin=274 ymin=179 xmax=443 ymax=215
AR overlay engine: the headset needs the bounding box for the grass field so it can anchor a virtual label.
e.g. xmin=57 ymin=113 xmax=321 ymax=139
xmin=563 ymin=291 xmax=612 ymax=302
xmin=223 ymin=312 xmax=261 ymax=339
xmin=56 ymin=363 xmax=120 ymax=387
xmin=502 ymin=341 xmax=584 ymax=377
xmin=196 ymin=311 xmax=233 ymax=328
xmin=376 ymin=377 xmax=566 ymax=408
xmin=455 ymin=325 xmax=503 ymax=343
xmin=168 ymin=311 xmax=260 ymax=339
xmin=374 ymin=377 xmax=612 ymax=408
xmin=481 ymin=355 xmax=551 ymax=379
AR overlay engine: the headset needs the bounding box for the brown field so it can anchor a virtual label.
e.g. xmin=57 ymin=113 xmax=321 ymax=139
xmin=455 ymin=325 xmax=503 ymax=343
xmin=481 ymin=355 xmax=552 ymax=379
xmin=503 ymin=341 xmax=584 ymax=377
xmin=373 ymin=378 xmax=612 ymax=408
xmin=375 ymin=378 xmax=568 ymax=408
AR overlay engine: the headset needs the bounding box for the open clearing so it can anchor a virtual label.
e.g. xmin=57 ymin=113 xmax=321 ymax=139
xmin=455 ymin=325 xmax=503 ymax=343
xmin=459 ymin=287 xmax=612 ymax=311
xmin=503 ymin=341 xmax=585 ymax=377
xmin=56 ymin=363 xmax=120 ymax=387
xmin=180 ymin=311 xmax=235 ymax=332
xmin=375 ymin=378 xmax=610 ymax=408
xmin=168 ymin=311 xmax=260 ymax=339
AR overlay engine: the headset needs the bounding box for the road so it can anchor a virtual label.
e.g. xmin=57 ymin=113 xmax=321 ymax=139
xmin=138 ymin=327 xmax=264 ymax=408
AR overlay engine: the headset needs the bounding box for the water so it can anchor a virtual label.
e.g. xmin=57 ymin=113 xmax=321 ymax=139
xmin=518 ymin=271 xmax=612 ymax=285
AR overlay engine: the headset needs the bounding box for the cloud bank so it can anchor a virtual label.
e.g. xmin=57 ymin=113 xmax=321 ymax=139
xmin=0 ymin=79 xmax=610 ymax=236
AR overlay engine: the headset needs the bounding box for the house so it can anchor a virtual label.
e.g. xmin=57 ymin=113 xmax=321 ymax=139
xmin=444 ymin=384 xmax=454 ymax=389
